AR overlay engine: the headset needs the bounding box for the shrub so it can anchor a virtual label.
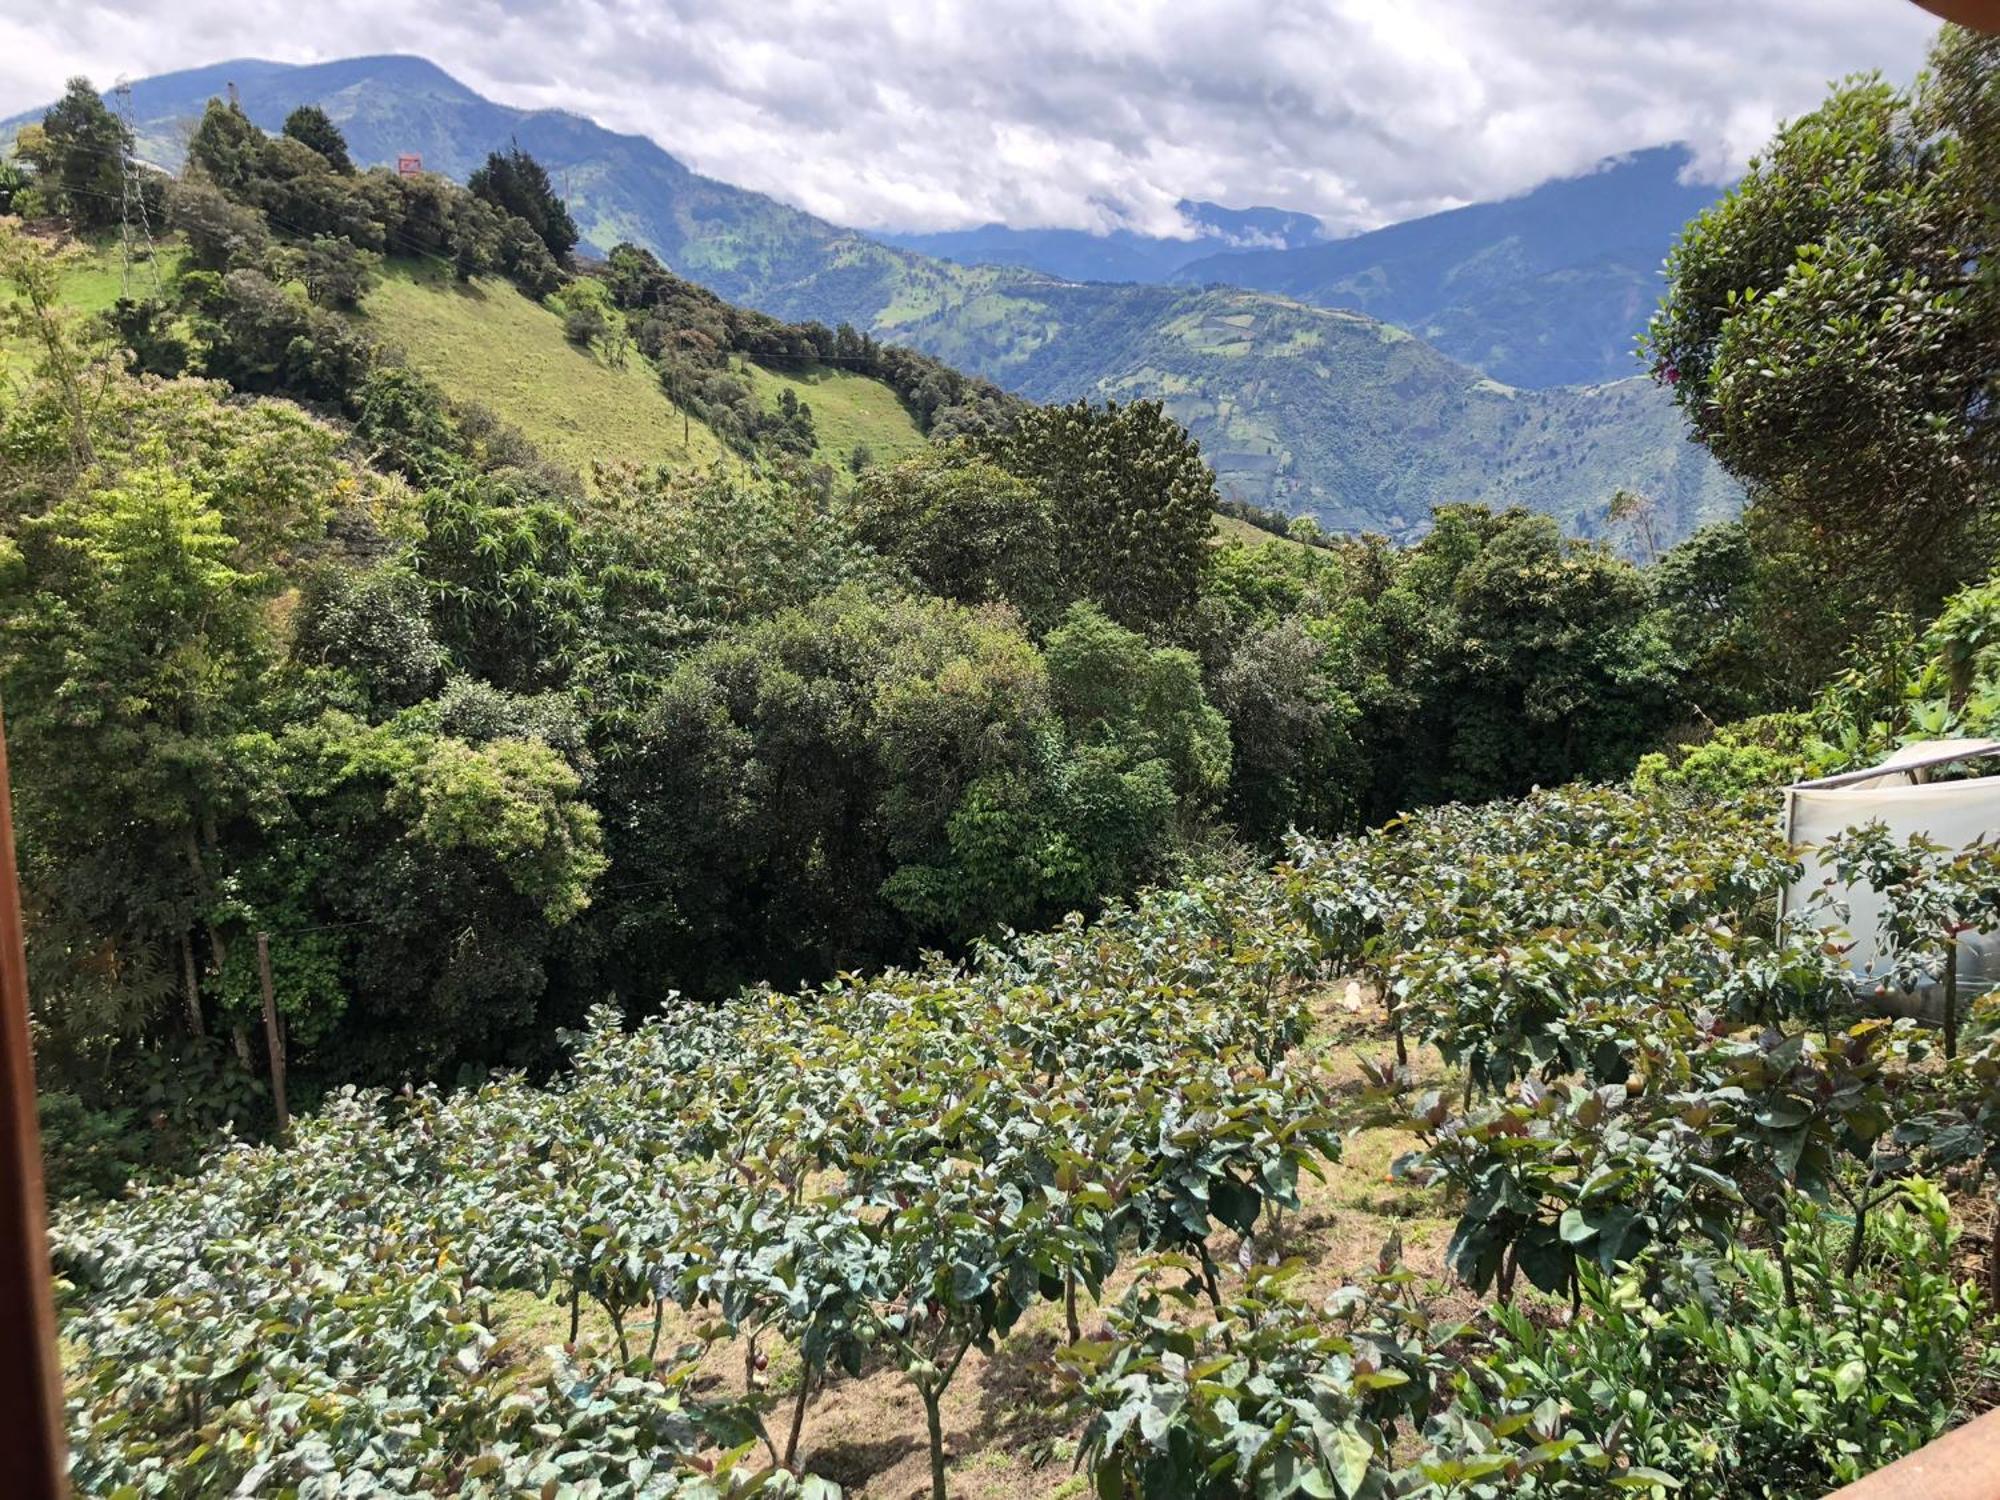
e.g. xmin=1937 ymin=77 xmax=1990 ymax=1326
xmin=37 ymin=1091 xmax=144 ymax=1204
xmin=1454 ymin=1183 xmax=1997 ymax=1496
xmin=1633 ymin=713 xmax=1808 ymax=801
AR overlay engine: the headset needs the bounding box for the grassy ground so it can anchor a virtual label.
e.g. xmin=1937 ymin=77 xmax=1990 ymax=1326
xmin=1212 ymin=511 xmax=1314 ymax=550
xmin=53 ymin=236 xmax=186 ymax=313
xmin=31 ymin=244 xmax=920 ymax=485
xmin=358 ymin=260 xmax=733 ymax=478
xmin=740 ymin=358 xmax=929 ymax=471
xmin=4 ymin=233 xmax=186 ymax=379
xmin=487 ymin=984 xmax=1466 ymax=1499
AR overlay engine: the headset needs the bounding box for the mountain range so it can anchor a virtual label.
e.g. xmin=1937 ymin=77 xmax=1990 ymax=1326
xmin=1173 ymin=146 xmax=1724 ymax=389
xmin=2 ymin=54 xmax=1742 ymax=543
xmin=883 ymin=148 xmax=1724 ymax=391
xmin=879 ymin=200 xmax=1327 ymax=287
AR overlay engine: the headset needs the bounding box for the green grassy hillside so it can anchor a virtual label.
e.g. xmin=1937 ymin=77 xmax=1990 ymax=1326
xmin=360 ymin=260 xmax=733 ymax=474
xmin=4 ymin=237 xmax=186 ymax=381
xmin=358 ymin=264 xmax=932 ymax=480
xmin=737 ymin=358 xmax=927 ymax=467
xmin=30 ymin=243 xmax=933 ymax=486
xmin=53 ymin=239 xmax=187 ymax=313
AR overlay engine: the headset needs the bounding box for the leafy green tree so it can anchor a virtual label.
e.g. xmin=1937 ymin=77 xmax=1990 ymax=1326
xmin=1645 ymin=25 xmax=2000 ymax=613
xmin=185 ymin=99 xmax=268 ymax=198
xmin=23 ymin=78 xmax=129 ymax=231
xmin=290 ymin=563 xmax=449 ymax=713
xmin=177 ymin=266 xmax=373 ymax=403
xmin=601 ymin=591 xmax=1034 ymax=995
xmin=578 ymin=462 xmax=883 ymax=683
xmin=1209 ymin=616 xmax=1364 ymax=843
xmin=979 ymin=399 xmax=1217 ymax=636
xmin=1647 ymin=521 xmax=1766 ymax=717
xmin=180 ymin=100 xmax=565 ymax=303
xmin=281 ymin=104 xmax=353 ymax=173
xmin=468 ymin=144 xmax=579 ymax=261
xmin=1432 ymin=508 xmax=1676 ymax=799
xmin=764 ymin=386 xmax=817 ymax=456
xmin=878 ymin=601 xmax=1232 ymax=930
xmin=850 ymin=452 xmax=1059 ymax=624
xmin=561 ymin=301 xmax=609 ymax=347
xmin=230 ymin=710 xmax=606 ymax=1073
xmin=349 ymin=365 xmax=463 ymax=480
xmin=278 ymin=234 xmax=380 ymax=310
xmin=415 ymin=471 xmax=595 ymax=693
xmin=1043 ymin=601 xmax=1231 ymax=805
xmin=1643 ymin=515 xmax=1861 ymax=719
xmin=599 ymin=590 xmax=1221 ymax=1000
xmin=166 ymin=177 xmax=272 ymax=272
xmin=1 ymin=450 xmax=274 ymax=1054
xmin=0 ymin=158 xmax=31 ymax=215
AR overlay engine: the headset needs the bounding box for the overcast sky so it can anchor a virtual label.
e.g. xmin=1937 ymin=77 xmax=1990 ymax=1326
xmin=0 ymin=1 xmax=1943 ymax=236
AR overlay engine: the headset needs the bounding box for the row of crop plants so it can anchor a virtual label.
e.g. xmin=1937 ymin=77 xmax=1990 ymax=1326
xmin=55 ymin=787 xmax=2000 ymax=1497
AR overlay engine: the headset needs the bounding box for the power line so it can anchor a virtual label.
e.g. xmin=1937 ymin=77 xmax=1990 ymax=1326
xmin=48 ymin=161 xmax=481 ymax=285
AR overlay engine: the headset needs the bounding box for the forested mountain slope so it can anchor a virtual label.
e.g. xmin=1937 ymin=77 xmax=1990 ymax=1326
xmin=888 ymin=278 xmax=1738 ymax=538
xmin=1175 ymin=145 xmax=1726 ymax=387
xmin=3 ymin=55 xmax=1739 ymax=542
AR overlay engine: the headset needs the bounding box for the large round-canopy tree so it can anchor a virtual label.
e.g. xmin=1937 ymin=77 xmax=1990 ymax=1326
xmin=1644 ymin=24 xmax=1998 ymax=615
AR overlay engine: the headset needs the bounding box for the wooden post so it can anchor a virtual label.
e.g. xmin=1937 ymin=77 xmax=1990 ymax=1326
xmin=256 ymin=932 xmax=288 ymax=1137
xmin=0 ymin=702 xmax=70 ymax=1497
xmin=1825 ymin=1405 xmax=2000 ymax=1498
xmin=1943 ymin=944 xmax=1959 ymax=1060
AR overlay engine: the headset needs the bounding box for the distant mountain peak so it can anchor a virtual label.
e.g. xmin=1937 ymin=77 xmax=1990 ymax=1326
xmin=876 ymin=197 xmax=1324 ymax=285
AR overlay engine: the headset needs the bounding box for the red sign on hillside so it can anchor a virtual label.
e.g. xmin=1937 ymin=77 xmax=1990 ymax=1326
xmin=396 ymin=154 xmax=423 ymax=177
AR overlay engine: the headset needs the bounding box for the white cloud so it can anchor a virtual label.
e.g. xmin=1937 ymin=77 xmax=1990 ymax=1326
xmin=0 ymin=0 xmax=1941 ymax=233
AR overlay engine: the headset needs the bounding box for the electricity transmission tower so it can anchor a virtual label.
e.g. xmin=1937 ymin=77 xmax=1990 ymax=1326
xmin=112 ymin=78 xmax=163 ymax=299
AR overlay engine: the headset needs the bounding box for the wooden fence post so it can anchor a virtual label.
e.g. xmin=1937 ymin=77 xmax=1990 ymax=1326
xmin=256 ymin=932 xmax=288 ymax=1137
xmin=0 ymin=702 xmax=69 ymax=1497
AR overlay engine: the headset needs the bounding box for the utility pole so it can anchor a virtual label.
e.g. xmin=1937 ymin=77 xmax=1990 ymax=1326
xmin=111 ymin=79 xmax=162 ymax=300
xmin=0 ymin=702 xmax=70 ymax=1498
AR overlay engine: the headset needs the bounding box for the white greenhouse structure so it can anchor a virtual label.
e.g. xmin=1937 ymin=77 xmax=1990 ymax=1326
xmin=1782 ymin=738 xmax=2000 ymax=1005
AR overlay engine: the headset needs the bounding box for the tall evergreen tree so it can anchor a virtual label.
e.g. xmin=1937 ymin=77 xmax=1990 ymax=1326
xmin=281 ymin=104 xmax=353 ymax=173
xmin=468 ymin=143 xmax=578 ymax=261
xmin=26 ymin=77 xmax=130 ymax=231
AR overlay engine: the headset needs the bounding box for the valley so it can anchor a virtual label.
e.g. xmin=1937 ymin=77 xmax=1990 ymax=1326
xmin=3 ymin=54 xmax=1741 ymax=545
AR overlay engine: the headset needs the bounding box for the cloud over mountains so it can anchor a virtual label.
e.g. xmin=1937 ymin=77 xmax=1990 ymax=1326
xmin=0 ymin=0 xmax=1937 ymax=235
